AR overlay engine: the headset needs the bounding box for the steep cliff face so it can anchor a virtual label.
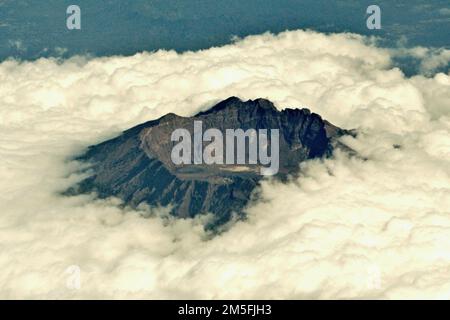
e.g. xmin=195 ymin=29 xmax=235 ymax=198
xmin=68 ymin=97 xmax=348 ymax=227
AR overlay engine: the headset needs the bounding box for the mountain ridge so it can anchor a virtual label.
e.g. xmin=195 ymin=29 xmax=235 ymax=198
xmin=67 ymin=97 xmax=350 ymax=228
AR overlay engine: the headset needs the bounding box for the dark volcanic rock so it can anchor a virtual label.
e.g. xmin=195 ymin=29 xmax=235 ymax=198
xmin=67 ymin=97 xmax=349 ymax=228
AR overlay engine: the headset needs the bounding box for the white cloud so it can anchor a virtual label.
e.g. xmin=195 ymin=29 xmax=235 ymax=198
xmin=439 ymin=8 xmax=450 ymax=16
xmin=7 ymin=39 xmax=26 ymax=52
xmin=391 ymin=46 xmax=450 ymax=76
xmin=0 ymin=30 xmax=449 ymax=299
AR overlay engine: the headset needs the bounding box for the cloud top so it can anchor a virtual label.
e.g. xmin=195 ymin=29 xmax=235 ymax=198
xmin=0 ymin=30 xmax=449 ymax=299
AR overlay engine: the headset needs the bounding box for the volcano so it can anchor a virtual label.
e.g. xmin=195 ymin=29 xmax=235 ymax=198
xmin=67 ymin=97 xmax=350 ymax=228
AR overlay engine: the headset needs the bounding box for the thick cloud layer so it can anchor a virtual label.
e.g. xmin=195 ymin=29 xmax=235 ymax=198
xmin=0 ymin=30 xmax=449 ymax=299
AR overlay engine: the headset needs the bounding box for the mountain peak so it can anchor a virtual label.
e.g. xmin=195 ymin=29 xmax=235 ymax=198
xmin=68 ymin=97 xmax=349 ymax=229
xmin=196 ymin=96 xmax=277 ymax=116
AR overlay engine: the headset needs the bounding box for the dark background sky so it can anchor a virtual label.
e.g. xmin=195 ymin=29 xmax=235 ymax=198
xmin=0 ymin=0 xmax=449 ymax=64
